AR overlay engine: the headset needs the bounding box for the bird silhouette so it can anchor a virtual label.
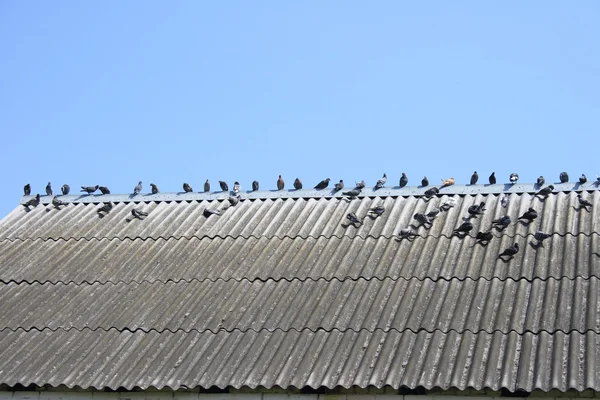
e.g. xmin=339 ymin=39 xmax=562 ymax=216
xmin=346 ymin=212 xmax=363 ymax=226
xmin=509 ymin=173 xmax=519 ymax=184
xmin=537 ymin=176 xmax=545 ymax=187
xmin=150 ymin=183 xmax=159 ymax=194
xmin=441 ymin=177 xmax=455 ymax=188
xmin=421 ymin=176 xmax=429 ymax=187
xmin=399 ymin=173 xmax=408 ymax=188
xmin=131 ymin=208 xmax=149 ymax=219
xmin=334 ymin=180 xmax=344 ymax=191
xmin=183 ymin=183 xmax=193 ymax=193
xmin=204 ymin=180 xmax=211 ymax=192
xmin=342 ymin=188 xmax=361 ymax=199
xmin=219 ymin=181 xmax=229 ymax=192
xmin=470 ymin=171 xmax=478 ymax=185
xmin=233 ymin=182 xmax=241 ymax=193
xmin=99 ymin=186 xmax=111 ymax=195
xmin=559 ymin=172 xmax=569 ymax=183
xmin=277 ymin=175 xmax=285 ymax=191
xmin=23 ymin=194 xmax=41 ymax=208
xmin=498 ymin=243 xmax=519 ymax=261
xmin=45 ymin=182 xmax=52 ymax=196
xmin=580 ymin=174 xmax=588 ymax=184
xmin=374 ymin=173 xmax=387 ymax=190
xmin=252 ymin=181 xmax=260 ymax=191
xmin=489 ymin=172 xmax=496 ymax=185
xmin=61 ymin=184 xmax=70 ymax=195
xmin=52 ymin=196 xmax=66 ymax=209
xmin=518 ymin=208 xmax=538 ymax=223
xmin=294 ymin=178 xmax=303 ymax=190
xmin=24 ymin=184 xmax=31 ymax=196
xmin=133 ymin=181 xmax=142 ymax=195
xmin=80 ymin=185 xmax=99 ymax=194
xmin=314 ymin=178 xmax=330 ymax=190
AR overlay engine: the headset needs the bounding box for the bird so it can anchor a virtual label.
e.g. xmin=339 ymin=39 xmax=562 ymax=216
xmin=489 ymin=172 xmax=496 ymax=185
xmin=252 ymin=181 xmax=259 ymax=191
xmin=342 ymin=188 xmax=361 ymax=199
xmin=501 ymin=194 xmax=509 ymax=208
xmin=369 ymin=205 xmax=385 ymax=217
xmin=228 ymin=195 xmax=240 ymax=206
xmin=577 ymin=194 xmax=593 ymax=211
xmin=80 ymin=185 xmax=99 ymax=194
xmin=277 ymin=175 xmax=285 ymax=191
xmin=23 ymin=184 xmax=31 ymax=196
xmin=61 ymin=184 xmax=70 ymax=195
xmin=467 ymin=202 xmax=486 ymax=217
xmin=423 ymin=187 xmax=439 ymax=199
xmin=537 ymin=176 xmax=545 ymax=187
xmin=23 ymin=194 xmax=41 ymax=208
xmin=413 ymin=213 xmax=433 ymax=228
xmin=535 ymin=185 xmax=554 ymax=198
xmin=441 ymin=177 xmax=455 ymax=188
xmin=509 ymin=173 xmax=519 ymax=184
xmin=453 ymin=221 xmax=474 ymax=235
xmin=580 ymin=174 xmax=588 ymax=184
xmin=534 ymin=231 xmax=552 ymax=243
xmin=498 ymin=243 xmax=519 ymax=260
xmin=219 ymin=181 xmax=229 ymax=192
xmin=421 ymin=176 xmax=429 ymax=187
xmin=97 ymin=202 xmax=113 ymax=214
xmin=294 ymin=178 xmax=303 ymax=190
xmin=45 ymin=182 xmax=52 ymax=196
xmin=560 ymin=172 xmax=569 ymax=183
xmin=133 ymin=181 xmax=142 ymax=195
xmin=475 ymin=231 xmax=494 ymax=245
xmin=314 ymin=178 xmax=330 ymax=190
xmin=354 ymin=180 xmax=365 ymax=189
xmin=399 ymin=173 xmax=408 ymax=188
xmin=52 ymin=196 xmax=66 ymax=209
xmin=99 ymin=186 xmax=111 ymax=195
xmin=204 ymin=180 xmax=210 ymax=192
xmin=398 ymin=229 xmax=419 ymax=240
xmin=440 ymin=198 xmax=457 ymax=211
xmin=150 ymin=183 xmax=159 ymax=194
xmin=518 ymin=208 xmax=538 ymax=223
xmin=233 ymin=182 xmax=241 ymax=194
xmin=183 ymin=183 xmax=193 ymax=193
xmin=346 ymin=212 xmax=363 ymax=226
xmin=203 ymin=208 xmax=221 ymax=217
xmin=334 ymin=180 xmax=344 ymax=191
xmin=426 ymin=209 xmax=440 ymax=220
xmin=597 ymin=176 xmax=600 ymax=185
xmin=470 ymin=171 xmax=478 ymax=185
xmin=492 ymin=215 xmax=511 ymax=230
xmin=131 ymin=208 xmax=149 ymax=219
xmin=374 ymin=173 xmax=387 ymax=190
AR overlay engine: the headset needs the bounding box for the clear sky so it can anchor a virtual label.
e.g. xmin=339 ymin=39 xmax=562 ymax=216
xmin=0 ymin=2 xmax=598 ymax=218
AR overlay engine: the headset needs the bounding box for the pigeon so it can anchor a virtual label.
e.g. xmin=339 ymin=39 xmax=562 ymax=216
xmin=509 ymin=173 xmax=519 ymax=184
xmin=45 ymin=182 xmax=52 ymax=196
xmin=346 ymin=212 xmax=363 ymax=226
xmin=354 ymin=180 xmax=365 ymax=189
xmin=518 ymin=208 xmax=538 ymax=223
xmin=131 ymin=208 xmax=149 ymax=219
xmin=475 ymin=231 xmax=494 ymax=245
xmin=294 ymin=178 xmax=303 ymax=190
xmin=252 ymin=181 xmax=260 ymax=191
xmin=228 ymin=195 xmax=240 ymax=206
xmin=204 ymin=180 xmax=210 ymax=192
xmin=97 ymin=202 xmax=113 ymax=214
xmin=374 ymin=173 xmax=387 ymax=190
xmin=23 ymin=194 xmax=41 ymax=208
xmin=183 ymin=183 xmax=193 ymax=193
xmin=99 ymin=186 xmax=111 ymax=195
xmin=534 ymin=231 xmax=552 ymax=243
xmin=537 ymin=176 xmax=545 ymax=187
xmin=577 ymin=194 xmax=593 ymax=210
xmin=61 ymin=184 xmax=70 ymax=195
xmin=535 ymin=185 xmax=554 ymax=198
xmin=498 ymin=243 xmax=519 ymax=260
xmin=342 ymin=188 xmax=361 ymax=199
xmin=399 ymin=173 xmax=408 ymax=188
xmin=421 ymin=176 xmax=429 ymax=187
xmin=467 ymin=202 xmax=486 ymax=217
xmin=453 ymin=221 xmax=474 ymax=235
xmin=133 ymin=181 xmax=142 ymax=195
xmin=423 ymin=187 xmax=440 ymax=199
xmin=334 ymin=180 xmax=344 ymax=191
xmin=413 ymin=213 xmax=433 ymax=228
xmin=492 ymin=215 xmax=511 ymax=229
xmin=426 ymin=209 xmax=441 ymax=220
xmin=489 ymin=172 xmax=496 ymax=185
xmin=203 ymin=208 xmax=221 ymax=217
xmin=470 ymin=171 xmax=478 ymax=185
xmin=559 ymin=172 xmax=569 ymax=183
xmin=150 ymin=183 xmax=159 ymax=194
xmin=277 ymin=175 xmax=285 ymax=191
xmin=398 ymin=229 xmax=419 ymax=240
xmin=440 ymin=198 xmax=457 ymax=211
xmin=369 ymin=205 xmax=385 ymax=217
xmin=501 ymin=194 xmax=509 ymax=208
xmin=52 ymin=195 xmax=66 ymax=209
xmin=441 ymin=177 xmax=455 ymax=188
xmin=314 ymin=178 xmax=330 ymax=190
xmin=81 ymin=185 xmax=99 ymax=194
xmin=219 ymin=181 xmax=229 ymax=192
xmin=24 ymin=184 xmax=31 ymax=196
xmin=580 ymin=174 xmax=588 ymax=184
xmin=233 ymin=182 xmax=241 ymax=194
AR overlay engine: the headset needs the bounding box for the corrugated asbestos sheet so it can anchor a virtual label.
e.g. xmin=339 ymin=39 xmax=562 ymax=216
xmin=1 ymin=187 xmax=599 ymax=392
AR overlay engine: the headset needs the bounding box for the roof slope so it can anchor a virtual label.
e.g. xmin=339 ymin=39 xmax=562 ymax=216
xmin=0 ymin=183 xmax=599 ymax=392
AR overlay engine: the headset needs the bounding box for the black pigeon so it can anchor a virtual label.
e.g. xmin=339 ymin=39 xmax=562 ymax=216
xmin=45 ymin=182 xmax=52 ymax=196
xmin=24 ymin=184 xmax=31 ymax=196
xmin=498 ymin=243 xmax=519 ymax=260
xmin=150 ymin=183 xmax=159 ymax=194
xmin=346 ymin=212 xmax=363 ymax=226
xmin=294 ymin=178 xmax=303 ymax=190
xmin=133 ymin=181 xmax=142 ymax=195
xmin=398 ymin=229 xmax=419 ymax=240
xmin=467 ymin=202 xmax=486 ymax=217
xmin=374 ymin=173 xmax=387 ymax=190
xmin=399 ymin=173 xmax=408 ymax=188
xmin=342 ymin=188 xmax=361 ymax=199
xmin=23 ymin=193 xmax=41 ymax=208
xmin=559 ymin=172 xmax=569 ymax=183
xmin=354 ymin=180 xmax=365 ymax=190
xmin=534 ymin=231 xmax=552 ymax=243
xmin=535 ymin=184 xmax=554 ymax=198
xmin=423 ymin=187 xmax=439 ymax=199
xmin=475 ymin=231 xmax=493 ymax=245
xmin=421 ymin=176 xmax=429 ymax=187
xmin=233 ymin=182 xmax=241 ymax=194
xmin=203 ymin=208 xmax=221 ymax=217
xmin=252 ymin=181 xmax=259 ymax=191
xmin=204 ymin=180 xmax=210 ymax=192
xmin=277 ymin=175 xmax=285 ymax=191
xmin=314 ymin=178 xmax=330 ymax=190
xmin=518 ymin=208 xmax=538 ymax=223
xmin=577 ymin=194 xmax=593 ymax=210
xmin=489 ymin=172 xmax=496 ymax=185
xmin=426 ymin=209 xmax=441 ymax=220
xmin=537 ymin=176 xmax=545 ymax=187
xmin=219 ymin=181 xmax=229 ymax=192
xmin=52 ymin=196 xmax=66 ymax=209
xmin=580 ymin=174 xmax=587 ymax=184
xmin=470 ymin=171 xmax=478 ymax=185
xmin=97 ymin=202 xmax=113 ymax=213
xmin=81 ymin=185 xmax=99 ymax=194
xmin=492 ymin=215 xmax=511 ymax=229
xmin=183 ymin=183 xmax=193 ymax=193
xmin=131 ymin=208 xmax=149 ymax=219
xmin=509 ymin=173 xmax=519 ymax=184
xmin=61 ymin=184 xmax=70 ymax=195
xmin=228 ymin=195 xmax=240 ymax=206
xmin=334 ymin=180 xmax=344 ymax=191
xmin=453 ymin=221 xmax=474 ymax=235
xmin=413 ymin=213 xmax=433 ymax=228
xmin=369 ymin=205 xmax=385 ymax=217
xmin=99 ymin=186 xmax=111 ymax=195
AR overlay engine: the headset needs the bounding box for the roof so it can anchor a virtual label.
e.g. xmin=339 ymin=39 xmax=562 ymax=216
xmin=0 ymin=182 xmax=599 ymax=392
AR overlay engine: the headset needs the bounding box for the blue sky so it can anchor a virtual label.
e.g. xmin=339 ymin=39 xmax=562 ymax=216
xmin=0 ymin=2 xmax=598 ymax=217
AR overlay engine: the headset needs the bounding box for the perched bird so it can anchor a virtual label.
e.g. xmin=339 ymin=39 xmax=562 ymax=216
xmin=346 ymin=212 xmax=363 ymax=226
xmin=150 ymin=183 xmax=159 ymax=194
xmin=131 ymin=208 xmax=149 ymax=219
xmin=233 ymin=182 xmax=241 ymax=194
xmin=354 ymin=180 xmax=365 ymax=190
xmin=580 ymin=174 xmax=588 ymax=184
xmin=369 ymin=205 xmax=385 ymax=217
xmin=252 ymin=181 xmax=260 ymax=191
xmin=97 ymin=202 xmax=113 ymax=214
xmin=501 ymin=194 xmax=509 ymax=208
xmin=534 ymin=231 xmax=552 ymax=243
xmin=537 ymin=176 xmax=545 ymax=187
xmin=183 ymin=183 xmax=193 ymax=193
xmin=413 ymin=213 xmax=433 ymax=228
xmin=475 ymin=231 xmax=494 ymax=245
xmin=45 ymin=182 xmax=52 ymax=196
xmin=133 ymin=181 xmax=142 ymax=195
xmin=470 ymin=171 xmax=478 ymax=185
xmin=293 ymin=178 xmax=303 ymax=190
xmin=219 ymin=181 xmax=229 ymax=192
xmin=535 ymin=185 xmax=554 ymax=198
xmin=518 ymin=208 xmax=538 ymax=223
xmin=421 ymin=176 xmax=429 ymax=187
xmin=441 ymin=177 xmax=455 ymax=188
xmin=489 ymin=172 xmax=496 ymax=185
xmin=204 ymin=180 xmax=210 ymax=193
xmin=24 ymin=184 xmax=31 ymax=196
xmin=99 ymin=186 xmax=111 ymax=195
xmin=203 ymin=208 xmax=221 ymax=217
xmin=498 ymin=243 xmax=519 ymax=260
xmin=228 ymin=195 xmax=240 ymax=206
xmin=23 ymin=194 xmax=41 ymax=208
xmin=399 ymin=173 xmax=408 ymax=188
xmin=52 ymin=195 xmax=66 ymax=209
xmin=492 ymin=215 xmax=512 ymax=230
xmin=423 ymin=187 xmax=440 ymax=199
xmin=398 ymin=229 xmax=419 ymax=240
xmin=61 ymin=184 xmax=70 ymax=195
xmin=577 ymin=194 xmax=593 ymax=211
xmin=440 ymin=198 xmax=457 ymax=211
xmin=559 ymin=172 xmax=569 ymax=183
xmin=342 ymin=188 xmax=361 ymax=199
xmin=509 ymin=173 xmax=519 ymax=184
xmin=314 ymin=178 xmax=330 ymax=190
xmin=80 ymin=185 xmax=99 ymax=194
xmin=453 ymin=221 xmax=474 ymax=235
xmin=426 ymin=209 xmax=440 ymax=220
xmin=334 ymin=180 xmax=344 ymax=191
xmin=277 ymin=175 xmax=285 ymax=191
xmin=374 ymin=173 xmax=387 ymax=190
xmin=467 ymin=202 xmax=486 ymax=217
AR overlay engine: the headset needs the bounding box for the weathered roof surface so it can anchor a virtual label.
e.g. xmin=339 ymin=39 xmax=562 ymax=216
xmin=1 ymin=184 xmax=599 ymax=392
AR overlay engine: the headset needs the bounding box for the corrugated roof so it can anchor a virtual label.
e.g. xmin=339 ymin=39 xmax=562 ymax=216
xmin=0 ymin=185 xmax=599 ymax=392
